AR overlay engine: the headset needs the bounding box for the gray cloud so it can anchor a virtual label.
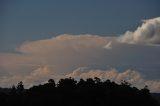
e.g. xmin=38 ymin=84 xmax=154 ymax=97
xmin=119 ymin=17 xmax=160 ymax=45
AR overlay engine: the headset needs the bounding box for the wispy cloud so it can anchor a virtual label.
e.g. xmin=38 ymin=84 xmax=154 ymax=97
xmin=103 ymin=41 xmax=112 ymax=49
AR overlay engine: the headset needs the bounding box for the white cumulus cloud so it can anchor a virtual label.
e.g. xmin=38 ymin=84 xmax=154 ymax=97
xmin=119 ymin=17 xmax=160 ymax=45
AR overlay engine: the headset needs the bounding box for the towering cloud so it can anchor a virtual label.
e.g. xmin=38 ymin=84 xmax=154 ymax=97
xmin=119 ymin=17 xmax=160 ymax=45
xmin=0 ymin=17 xmax=160 ymax=92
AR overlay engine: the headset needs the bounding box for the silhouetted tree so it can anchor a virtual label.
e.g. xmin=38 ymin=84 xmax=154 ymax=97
xmin=0 ymin=78 xmax=159 ymax=106
xmin=57 ymin=77 xmax=77 ymax=89
xmin=48 ymin=79 xmax=55 ymax=86
xmin=94 ymin=77 xmax=101 ymax=83
xmin=10 ymin=85 xmax=17 ymax=95
xmin=121 ymin=80 xmax=131 ymax=86
xmin=140 ymin=85 xmax=150 ymax=95
xmin=16 ymin=81 xmax=24 ymax=93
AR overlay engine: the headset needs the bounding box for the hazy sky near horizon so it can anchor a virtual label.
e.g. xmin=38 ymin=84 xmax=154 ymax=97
xmin=0 ymin=0 xmax=160 ymax=92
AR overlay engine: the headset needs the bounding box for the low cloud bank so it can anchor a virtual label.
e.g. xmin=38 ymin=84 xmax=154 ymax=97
xmin=67 ymin=68 xmax=160 ymax=93
xmin=0 ymin=67 xmax=160 ymax=93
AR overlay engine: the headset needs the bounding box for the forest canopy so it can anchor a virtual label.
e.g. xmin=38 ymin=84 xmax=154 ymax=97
xmin=0 ymin=77 xmax=159 ymax=106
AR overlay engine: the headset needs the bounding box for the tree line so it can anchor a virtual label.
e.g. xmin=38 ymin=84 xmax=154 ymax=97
xmin=0 ymin=77 xmax=159 ymax=106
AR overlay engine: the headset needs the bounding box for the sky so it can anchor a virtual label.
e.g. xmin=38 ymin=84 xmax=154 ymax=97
xmin=0 ymin=0 xmax=160 ymax=92
xmin=1 ymin=0 xmax=160 ymax=52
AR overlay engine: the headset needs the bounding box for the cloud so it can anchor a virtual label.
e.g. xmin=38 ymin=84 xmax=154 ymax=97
xmin=0 ymin=34 xmax=117 ymax=76
xmin=0 ymin=34 xmax=115 ymax=87
xmin=0 ymin=17 xmax=160 ymax=92
xmin=0 ymin=34 xmax=160 ymax=79
xmin=0 ymin=67 xmax=159 ymax=92
xmin=66 ymin=68 xmax=160 ymax=92
xmin=2 ymin=34 xmax=153 ymax=78
xmin=0 ymin=66 xmax=64 ymax=88
xmin=17 ymin=34 xmax=110 ymax=54
xmin=119 ymin=17 xmax=160 ymax=45
xmin=23 ymin=66 xmax=64 ymax=87
xmin=103 ymin=41 xmax=112 ymax=49
xmin=0 ymin=67 xmax=51 ymax=88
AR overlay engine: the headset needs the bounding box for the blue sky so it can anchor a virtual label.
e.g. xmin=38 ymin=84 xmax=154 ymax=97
xmin=1 ymin=0 xmax=160 ymax=52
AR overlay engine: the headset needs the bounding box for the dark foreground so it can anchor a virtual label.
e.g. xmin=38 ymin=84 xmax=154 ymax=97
xmin=0 ymin=78 xmax=160 ymax=106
